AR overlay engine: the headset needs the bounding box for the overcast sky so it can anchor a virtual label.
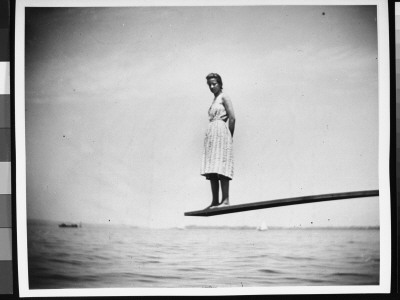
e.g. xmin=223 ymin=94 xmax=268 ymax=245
xmin=24 ymin=5 xmax=379 ymax=228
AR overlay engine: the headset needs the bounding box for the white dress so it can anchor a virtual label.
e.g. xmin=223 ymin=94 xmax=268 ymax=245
xmin=200 ymin=93 xmax=234 ymax=180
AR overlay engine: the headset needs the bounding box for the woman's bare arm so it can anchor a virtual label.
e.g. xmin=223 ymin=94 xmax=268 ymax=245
xmin=222 ymin=94 xmax=236 ymax=137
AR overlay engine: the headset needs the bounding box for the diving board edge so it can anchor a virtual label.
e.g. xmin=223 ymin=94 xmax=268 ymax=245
xmin=184 ymin=190 xmax=379 ymax=217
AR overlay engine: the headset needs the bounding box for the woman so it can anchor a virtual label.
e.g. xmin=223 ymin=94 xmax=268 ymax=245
xmin=200 ymin=73 xmax=235 ymax=209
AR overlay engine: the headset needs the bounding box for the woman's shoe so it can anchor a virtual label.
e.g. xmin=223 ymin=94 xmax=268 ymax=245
xmin=219 ymin=200 xmax=230 ymax=206
xmin=205 ymin=203 xmax=219 ymax=210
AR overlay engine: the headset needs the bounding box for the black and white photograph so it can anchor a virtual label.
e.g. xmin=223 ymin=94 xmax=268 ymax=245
xmin=15 ymin=0 xmax=391 ymax=296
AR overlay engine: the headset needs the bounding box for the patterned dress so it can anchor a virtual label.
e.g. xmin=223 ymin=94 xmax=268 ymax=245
xmin=200 ymin=93 xmax=234 ymax=180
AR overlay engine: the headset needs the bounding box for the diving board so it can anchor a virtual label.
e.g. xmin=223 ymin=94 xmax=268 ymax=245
xmin=184 ymin=190 xmax=379 ymax=217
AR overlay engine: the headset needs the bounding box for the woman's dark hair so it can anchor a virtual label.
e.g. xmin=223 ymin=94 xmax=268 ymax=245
xmin=206 ymin=73 xmax=223 ymax=89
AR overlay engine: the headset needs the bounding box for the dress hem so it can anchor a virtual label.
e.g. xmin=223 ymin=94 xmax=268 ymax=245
xmin=200 ymin=173 xmax=232 ymax=181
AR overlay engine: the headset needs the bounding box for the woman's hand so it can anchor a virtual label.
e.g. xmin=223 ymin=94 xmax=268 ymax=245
xmin=222 ymin=94 xmax=235 ymax=137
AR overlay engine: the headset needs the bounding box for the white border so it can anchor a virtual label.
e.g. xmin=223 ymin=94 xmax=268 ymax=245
xmin=15 ymin=0 xmax=391 ymax=297
xmin=396 ymin=3 xmax=400 ymax=29
xmin=376 ymin=0 xmax=391 ymax=295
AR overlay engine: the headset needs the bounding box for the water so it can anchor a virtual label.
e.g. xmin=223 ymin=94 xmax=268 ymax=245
xmin=28 ymin=223 xmax=379 ymax=289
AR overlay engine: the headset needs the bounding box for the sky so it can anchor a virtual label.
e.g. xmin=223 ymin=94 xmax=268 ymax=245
xmin=24 ymin=5 xmax=380 ymax=228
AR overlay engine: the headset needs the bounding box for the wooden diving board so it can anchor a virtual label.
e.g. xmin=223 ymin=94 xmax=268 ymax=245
xmin=184 ymin=190 xmax=379 ymax=217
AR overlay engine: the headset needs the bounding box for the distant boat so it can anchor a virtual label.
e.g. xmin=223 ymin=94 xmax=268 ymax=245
xmin=58 ymin=222 xmax=81 ymax=228
xmin=257 ymin=222 xmax=268 ymax=231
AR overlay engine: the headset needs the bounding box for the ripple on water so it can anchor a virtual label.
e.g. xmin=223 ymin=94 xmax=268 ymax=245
xmin=258 ymin=269 xmax=283 ymax=274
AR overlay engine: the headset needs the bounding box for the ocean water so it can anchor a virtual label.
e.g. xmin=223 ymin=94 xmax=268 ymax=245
xmin=27 ymin=223 xmax=379 ymax=289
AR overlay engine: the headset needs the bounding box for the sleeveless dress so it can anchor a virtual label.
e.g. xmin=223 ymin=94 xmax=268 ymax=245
xmin=200 ymin=93 xmax=234 ymax=180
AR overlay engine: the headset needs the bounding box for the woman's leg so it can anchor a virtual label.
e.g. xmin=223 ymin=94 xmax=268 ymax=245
xmin=209 ymin=179 xmax=220 ymax=207
xmin=220 ymin=178 xmax=230 ymax=205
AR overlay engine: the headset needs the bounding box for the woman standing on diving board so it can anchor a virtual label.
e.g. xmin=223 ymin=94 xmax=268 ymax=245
xmin=200 ymin=73 xmax=236 ymax=209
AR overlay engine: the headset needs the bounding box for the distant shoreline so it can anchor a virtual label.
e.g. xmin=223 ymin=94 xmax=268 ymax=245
xmin=184 ymin=225 xmax=380 ymax=230
xmin=27 ymin=219 xmax=379 ymax=230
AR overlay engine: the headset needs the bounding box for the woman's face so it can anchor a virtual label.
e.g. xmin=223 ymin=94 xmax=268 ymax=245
xmin=207 ymin=78 xmax=221 ymax=95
